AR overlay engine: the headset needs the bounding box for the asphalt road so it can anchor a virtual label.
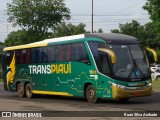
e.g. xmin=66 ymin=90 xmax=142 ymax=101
xmin=0 ymin=83 xmax=160 ymax=120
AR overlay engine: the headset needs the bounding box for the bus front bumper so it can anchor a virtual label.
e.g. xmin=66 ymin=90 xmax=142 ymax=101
xmin=111 ymin=83 xmax=152 ymax=99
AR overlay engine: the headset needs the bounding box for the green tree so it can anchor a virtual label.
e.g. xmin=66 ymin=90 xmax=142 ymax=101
xmin=111 ymin=20 xmax=144 ymax=39
xmin=98 ymin=28 xmax=103 ymax=33
xmin=93 ymin=28 xmax=103 ymax=33
xmin=5 ymin=23 xmax=86 ymax=47
xmin=143 ymin=0 xmax=160 ymax=51
xmin=143 ymin=0 xmax=160 ymax=33
xmin=0 ymin=42 xmax=4 ymax=47
xmin=52 ymin=23 xmax=86 ymax=37
xmin=111 ymin=20 xmax=160 ymax=49
xmin=4 ymin=30 xmax=26 ymax=46
xmin=143 ymin=22 xmax=160 ymax=48
xmin=7 ymin=0 xmax=70 ymax=41
xmin=4 ymin=30 xmax=51 ymax=46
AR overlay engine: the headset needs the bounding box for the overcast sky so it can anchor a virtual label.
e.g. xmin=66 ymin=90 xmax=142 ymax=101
xmin=0 ymin=0 xmax=150 ymax=42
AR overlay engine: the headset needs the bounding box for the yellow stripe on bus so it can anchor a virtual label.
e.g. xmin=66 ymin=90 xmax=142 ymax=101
xmin=32 ymin=90 xmax=73 ymax=96
xmin=3 ymin=43 xmax=48 ymax=51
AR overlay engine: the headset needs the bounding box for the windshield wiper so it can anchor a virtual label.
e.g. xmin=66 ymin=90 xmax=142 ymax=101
xmin=127 ymin=46 xmax=145 ymax=79
xmin=127 ymin=59 xmax=145 ymax=79
xmin=133 ymin=59 xmax=145 ymax=78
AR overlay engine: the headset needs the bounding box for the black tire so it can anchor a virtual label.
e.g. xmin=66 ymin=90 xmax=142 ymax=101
xmin=25 ymin=83 xmax=33 ymax=98
xmin=17 ymin=83 xmax=25 ymax=98
xmin=85 ymin=85 xmax=97 ymax=103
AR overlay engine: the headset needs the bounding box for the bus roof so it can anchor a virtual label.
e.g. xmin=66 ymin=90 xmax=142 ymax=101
xmin=4 ymin=33 xmax=139 ymax=51
xmin=85 ymin=33 xmax=140 ymax=45
xmin=3 ymin=34 xmax=85 ymax=51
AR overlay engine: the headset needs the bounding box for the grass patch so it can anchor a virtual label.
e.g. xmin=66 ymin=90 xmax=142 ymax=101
xmin=0 ymin=79 xmax=3 ymax=83
xmin=152 ymin=80 xmax=160 ymax=92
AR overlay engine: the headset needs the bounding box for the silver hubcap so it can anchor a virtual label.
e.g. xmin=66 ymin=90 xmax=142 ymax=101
xmin=26 ymin=86 xmax=31 ymax=96
xmin=88 ymin=89 xmax=95 ymax=99
xmin=18 ymin=85 xmax=23 ymax=95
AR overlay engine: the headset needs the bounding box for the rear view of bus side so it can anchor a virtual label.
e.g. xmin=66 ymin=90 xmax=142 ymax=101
xmin=2 ymin=33 xmax=157 ymax=103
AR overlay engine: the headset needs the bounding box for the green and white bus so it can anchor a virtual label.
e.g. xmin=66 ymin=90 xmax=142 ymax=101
xmin=2 ymin=33 xmax=157 ymax=103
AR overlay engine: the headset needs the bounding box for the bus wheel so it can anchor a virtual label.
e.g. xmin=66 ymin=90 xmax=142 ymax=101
xmin=17 ymin=83 xmax=25 ymax=98
xmin=85 ymin=85 xmax=97 ymax=103
xmin=25 ymin=83 xmax=33 ymax=98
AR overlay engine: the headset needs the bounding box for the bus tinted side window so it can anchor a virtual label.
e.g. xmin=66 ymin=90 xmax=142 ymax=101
xmin=30 ymin=48 xmax=36 ymax=63
xmin=22 ymin=49 xmax=26 ymax=64
xmin=26 ymin=49 xmax=30 ymax=64
xmin=16 ymin=49 xmax=29 ymax=64
xmin=88 ymin=42 xmax=98 ymax=61
xmin=15 ymin=50 xmax=25 ymax=64
xmin=66 ymin=44 xmax=71 ymax=61
xmin=30 ymin=48 xmax=43 ymax=63
xmin=71 ymin=43 xmax=90 ymax=64
xmin=16 ymin=49 xmax=26 ymax=64
xmin=48 ymin=46 xmax=56 ymax=62
xmin=16 ymin=50 xmax=20 ymax=64
xmin=56 ymin=44 xmax=71 ymax=62
xmin=88 ymin=41 xmax=106 ymax=61
xmin=56 ymin=45 xmax=65 ymax=62
xmin=19 ymin=50 xmax=23 ymax=64
xmin=43 ymin=47 xmax=48 ymax=63
xmin=37 ymin=48 xmax=43 ymax=63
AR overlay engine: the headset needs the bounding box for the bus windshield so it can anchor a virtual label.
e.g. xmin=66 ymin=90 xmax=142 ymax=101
xmin=109 ymin=44 xmax=150 ymax=81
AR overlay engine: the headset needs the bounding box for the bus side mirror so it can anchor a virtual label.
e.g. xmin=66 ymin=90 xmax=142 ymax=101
xmin=98 ymin=48 xmax=116 ymax=64
xmin=146 ymin=48 xmax=158 ymax=63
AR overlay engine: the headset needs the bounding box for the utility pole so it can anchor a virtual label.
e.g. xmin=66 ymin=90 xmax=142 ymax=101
xmin=92 ymin=0 xmax=93 ymax=33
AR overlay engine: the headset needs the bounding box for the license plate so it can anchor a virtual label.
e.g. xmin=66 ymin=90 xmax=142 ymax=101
xmin=134 ymin=91 xmax=141 ymax=96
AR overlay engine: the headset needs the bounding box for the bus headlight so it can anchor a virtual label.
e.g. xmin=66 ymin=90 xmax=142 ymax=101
xmin=111 ymin=82 xmax=127 ymax=89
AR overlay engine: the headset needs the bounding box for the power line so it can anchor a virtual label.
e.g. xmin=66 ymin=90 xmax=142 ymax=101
xmin=70 ymin=13 xmax=149 ymax=17
xmin=0 ymin=16 xmax=149 ymax=22
xmin=107 ymin=1 xmax=146 ymax=14
xmin=66 ymin=20 xmax=150 ymax=24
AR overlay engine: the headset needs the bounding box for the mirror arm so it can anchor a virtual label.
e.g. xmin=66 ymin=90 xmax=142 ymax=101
xmin=98 ymin=48 xmax=116 ymax=64
xmin=146 ymin=47 xmax=158 ymax=63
